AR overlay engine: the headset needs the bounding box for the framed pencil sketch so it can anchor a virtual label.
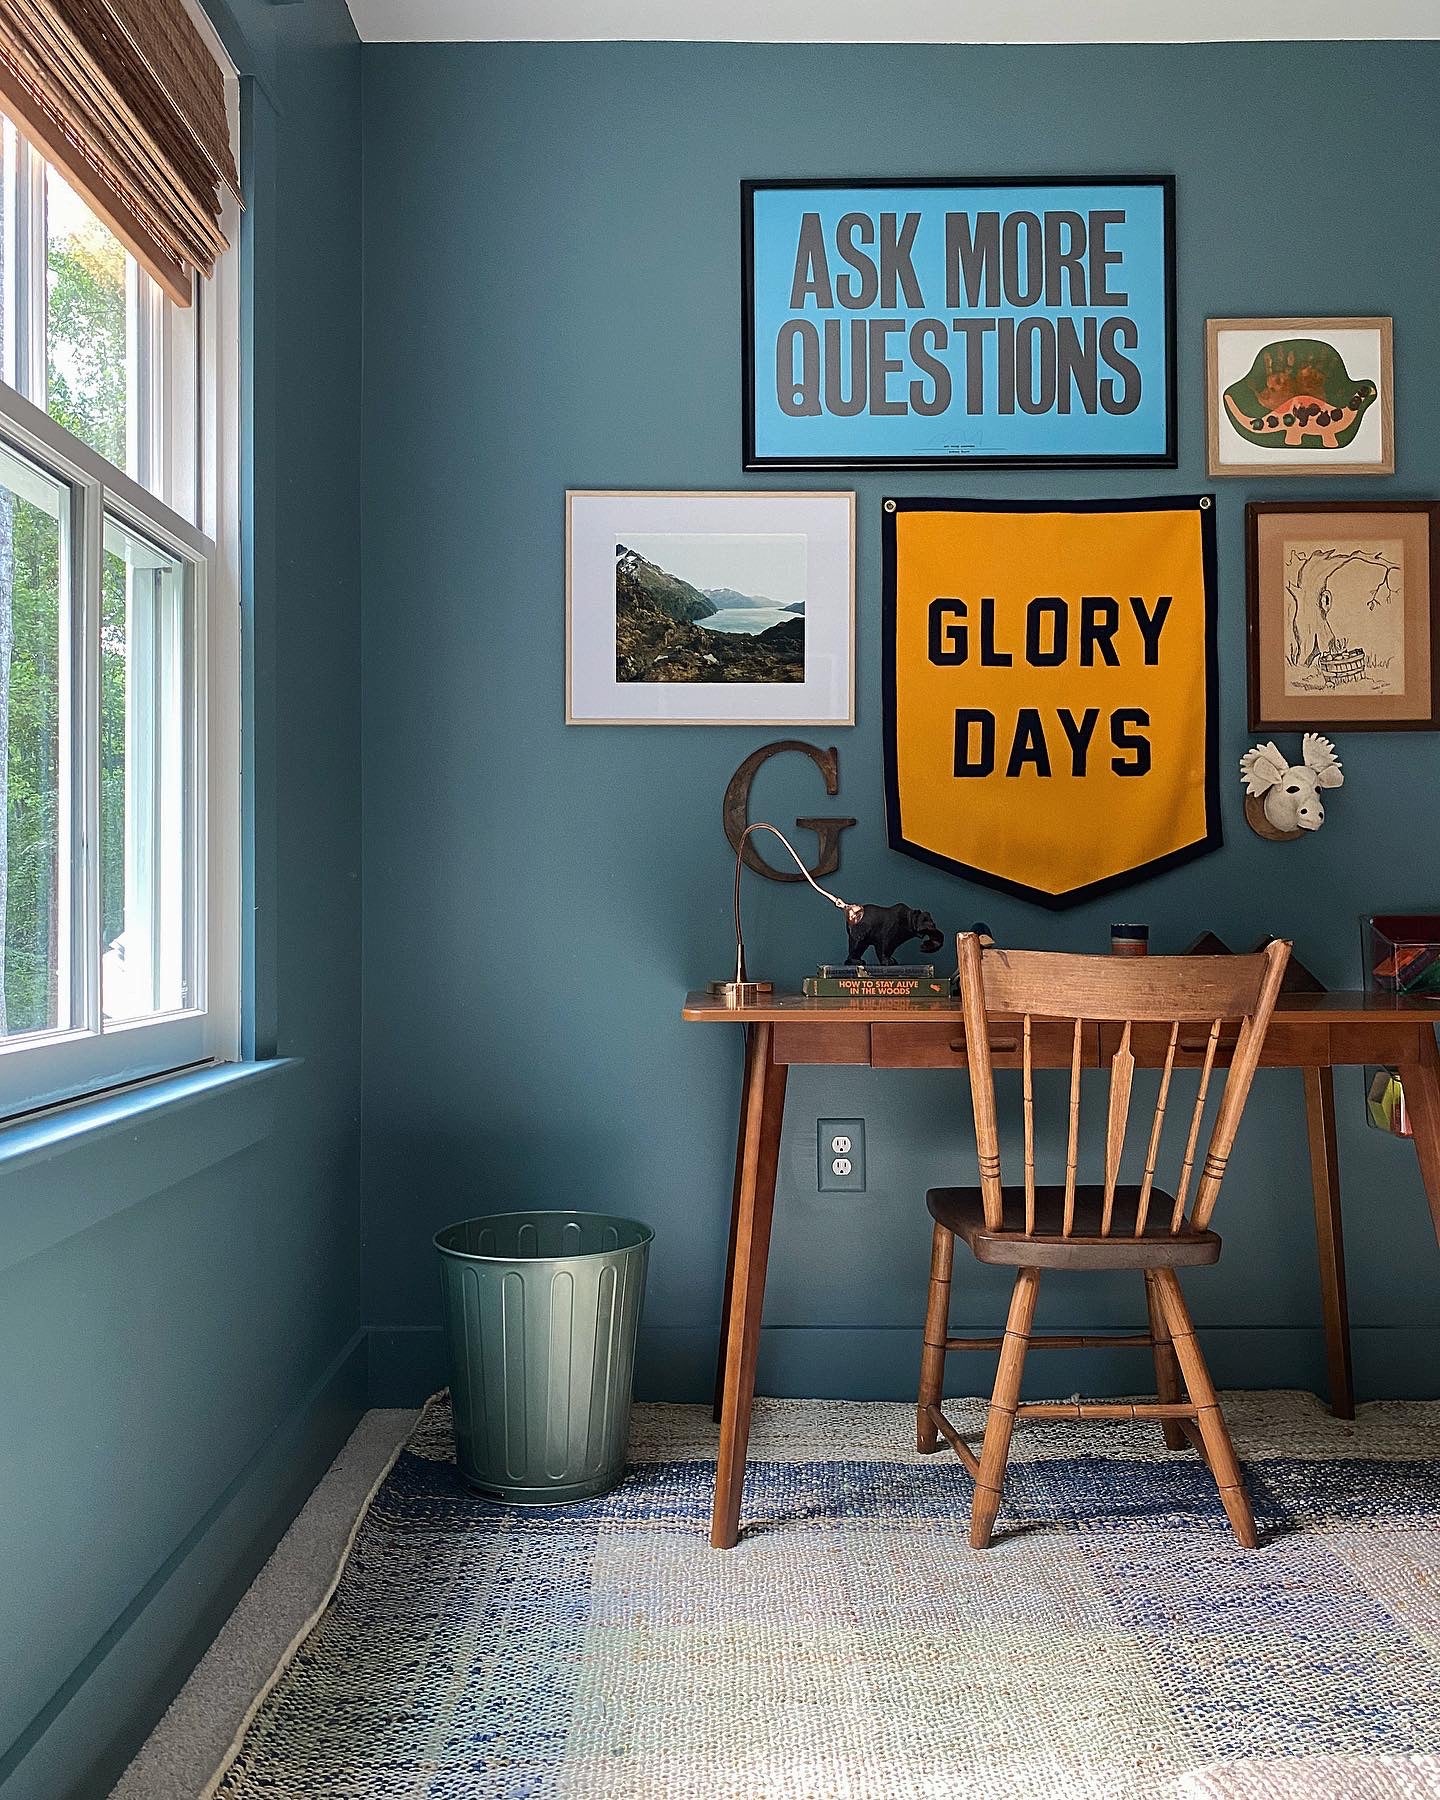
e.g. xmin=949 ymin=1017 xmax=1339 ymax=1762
xmin=565 ymin=490 xmax=855 ymax=725
xmin=1246 ymin=501 xmax=1439 ymax=731
xmin=1207 ymin=318 xmax=1394 ymax=477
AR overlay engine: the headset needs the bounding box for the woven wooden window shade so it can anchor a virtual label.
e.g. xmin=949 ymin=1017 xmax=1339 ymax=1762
xmin=0 ymin=0 xmax=237 ymax=305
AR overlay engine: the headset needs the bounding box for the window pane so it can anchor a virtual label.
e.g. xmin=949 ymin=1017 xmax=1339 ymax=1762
xmin=101 ymin=516 xmax=194 ymax=1024
xmin=46 ymin=168 xmax=129 ymax=471
xmin=0 ymin=440 xmax=69 ymax=1038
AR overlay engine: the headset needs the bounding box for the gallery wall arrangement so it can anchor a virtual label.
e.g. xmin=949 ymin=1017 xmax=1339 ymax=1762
xmin=566 ymin=173 xmax=1429 ymax=915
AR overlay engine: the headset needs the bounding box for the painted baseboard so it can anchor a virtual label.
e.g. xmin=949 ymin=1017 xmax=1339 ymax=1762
xmin=1 ymin=1330 xmax=367 ymax=1800
xmin=366 ymin=1322 xmax=1440 ymax=1408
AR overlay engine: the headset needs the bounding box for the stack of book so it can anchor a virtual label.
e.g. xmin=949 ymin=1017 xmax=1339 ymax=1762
xmin=801 ymin=963 xmax=953 ymax=999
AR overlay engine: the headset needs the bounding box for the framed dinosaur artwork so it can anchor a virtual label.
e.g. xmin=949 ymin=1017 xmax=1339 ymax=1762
xmin=1246 ymin=501 xmax=1440 ymax=731
xmin=1207 ymin=318 xmax=1394 ymax=477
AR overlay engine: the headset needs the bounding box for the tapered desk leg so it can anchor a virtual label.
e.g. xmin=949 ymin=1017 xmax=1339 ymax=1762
xmin=1302 ymin=1066 xmax=1354 ymax=1420
xmin=1401 ymin=1029 xmax=1440 ymax=1248
xmin=711 ymin=1021 xmax=787 ymax=1549
xmin=712 ymin=1027 xmax=751 ymax=1424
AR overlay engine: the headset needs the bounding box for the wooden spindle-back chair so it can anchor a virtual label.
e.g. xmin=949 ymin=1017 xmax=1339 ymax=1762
xmin=918 ymin=933 xmax=1291 ymax=1549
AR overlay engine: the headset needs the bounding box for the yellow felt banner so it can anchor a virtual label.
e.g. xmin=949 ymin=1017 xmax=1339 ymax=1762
xmin=883 ymin=498 xmax=1219 ymax=908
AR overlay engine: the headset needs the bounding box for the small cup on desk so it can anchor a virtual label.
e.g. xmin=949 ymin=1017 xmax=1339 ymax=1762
xmin=1111 ymin=923 xmax=1150 ymax=958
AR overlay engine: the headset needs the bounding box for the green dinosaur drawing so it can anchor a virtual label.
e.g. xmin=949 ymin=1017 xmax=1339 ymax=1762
xmin=1222 ymin=338 xmax=1377 ymax=452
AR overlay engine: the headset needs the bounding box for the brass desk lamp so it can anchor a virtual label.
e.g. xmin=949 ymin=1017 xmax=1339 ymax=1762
xmin=708 ymin=821 xmax=856 ymax=1008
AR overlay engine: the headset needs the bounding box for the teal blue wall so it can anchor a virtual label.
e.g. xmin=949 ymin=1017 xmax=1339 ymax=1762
xmin=360 ymin=42 xmax=1440 ymax=1407
xmin=12 ymin=40 xmax=1440 ymax=1796
xmin=0 ymin=3 xmax=364 ymax=1796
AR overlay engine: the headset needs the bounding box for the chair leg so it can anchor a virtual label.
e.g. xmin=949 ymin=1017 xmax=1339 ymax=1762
xmin=917 ymin=1223 xmax=954 ymax=1452
xmin=970 ymin=1267 xmax=1041 ymax=1549
xmin=1144 ymin=1272 xmax=1187 ymax=1452
xmin=1153 ymin=1270 xmax=1257 ymax=1549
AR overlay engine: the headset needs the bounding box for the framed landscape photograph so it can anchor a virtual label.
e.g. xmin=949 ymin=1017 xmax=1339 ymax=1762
xmin=1208 ymin=317 xmax=1394 ymax=477
xmin=1246 ymin=501 xmax=1439 ymax=731
xmin=566 ymin=490 xmax=855 ymax=724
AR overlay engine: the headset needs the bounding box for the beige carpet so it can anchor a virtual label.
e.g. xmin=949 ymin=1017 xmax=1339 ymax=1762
xmin=108 ymin=1409 xmax=417 ymax=1800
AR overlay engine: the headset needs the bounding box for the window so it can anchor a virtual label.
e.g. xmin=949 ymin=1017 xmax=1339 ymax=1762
xmin=0 ymin=102 xmax=238 ymax=1118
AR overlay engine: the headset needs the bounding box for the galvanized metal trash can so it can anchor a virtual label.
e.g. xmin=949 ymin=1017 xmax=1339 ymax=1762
xmin=434 ymin=1210 xmax=652 ymax=1504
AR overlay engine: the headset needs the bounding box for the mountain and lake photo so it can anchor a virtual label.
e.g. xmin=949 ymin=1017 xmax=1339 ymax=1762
xmin=614 ymin=533 xmax=806 ymax=683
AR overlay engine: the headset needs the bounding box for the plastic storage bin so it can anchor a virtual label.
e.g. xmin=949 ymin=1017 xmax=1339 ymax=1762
xmin=434 ymin=1210 xmax=652 ymax=1504
xmin=1362 ymin=914 xmax=1440 ymax=1138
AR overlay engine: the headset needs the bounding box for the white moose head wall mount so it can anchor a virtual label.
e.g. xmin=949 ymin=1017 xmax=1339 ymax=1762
xmin=1239 ymin=734 xmax=1344 ymax=842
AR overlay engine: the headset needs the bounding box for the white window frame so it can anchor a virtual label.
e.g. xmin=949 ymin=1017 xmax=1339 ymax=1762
xmin=0 ymin=119 xmax=240 ymax=1120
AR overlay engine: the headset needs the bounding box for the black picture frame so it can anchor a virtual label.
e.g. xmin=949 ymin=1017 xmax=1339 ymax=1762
xmin=741 ymin=175 xmax=1178 ymax=472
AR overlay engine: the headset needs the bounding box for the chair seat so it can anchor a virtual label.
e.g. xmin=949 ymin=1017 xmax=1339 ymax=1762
xmin=926 ymin=1184 xmax=1221 ymax=1269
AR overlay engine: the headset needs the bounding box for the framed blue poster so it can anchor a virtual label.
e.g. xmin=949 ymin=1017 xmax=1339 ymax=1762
xmin=742 ymin=177 xmax=1176 ymax=470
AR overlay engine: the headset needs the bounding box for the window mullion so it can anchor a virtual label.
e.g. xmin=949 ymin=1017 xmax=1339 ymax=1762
xmin=75 ymin=473 xmax=103 ymax=1035
xmin=124 ymin=260 xmax=140 ymax=484
xmin=15 ymin=137 xmax=46 ymax=407
xmin=188 ymin=555 xmax=207 ymax=1019
xmin=129 ymin=269 xmax=166 ymax=497
xmin=123 ymin=558 xmax=157 ymax=1009
xmin=1 ymin=120 xmax=17 ymax=390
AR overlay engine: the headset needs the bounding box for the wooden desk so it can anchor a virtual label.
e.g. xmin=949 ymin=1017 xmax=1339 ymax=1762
xmin=682 ymin=988 xmax=1440 ymax=1549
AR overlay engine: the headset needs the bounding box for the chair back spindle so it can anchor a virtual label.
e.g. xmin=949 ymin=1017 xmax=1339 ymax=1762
xmin=1021 ymin=1014 xmax=1036 ymax=1234
xmin=1101 ymin=1020 xmax=1134 ymax=1234
xmin=955 ymin=933 xmax=1291 ymax=1241
xmin=1134 ymin=1022 xmax=1179 ymax=1237
xmin=958 ymin=930 xmax=1006 ymax=1229
xmin=1063 ymin=1017 xmax=1082 ymax=1236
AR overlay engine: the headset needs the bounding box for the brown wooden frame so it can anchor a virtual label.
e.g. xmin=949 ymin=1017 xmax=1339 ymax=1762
xmin=1245 ymin=500 xmax=1440 ymax=732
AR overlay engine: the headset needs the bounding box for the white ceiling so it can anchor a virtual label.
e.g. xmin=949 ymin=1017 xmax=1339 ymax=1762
xmin=346 ymin=0 xmax=1440 ymax=43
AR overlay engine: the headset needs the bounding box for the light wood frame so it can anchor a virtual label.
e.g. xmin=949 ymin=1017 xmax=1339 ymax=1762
xmin=565 ymin=489 xmax=856 ymax=726
xmin=1206 ymin=317 xmax=1394 ymax=478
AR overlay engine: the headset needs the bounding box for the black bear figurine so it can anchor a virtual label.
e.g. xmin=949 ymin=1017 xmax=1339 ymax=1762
xmin=843 ymin=902 xmax=945 ymax=968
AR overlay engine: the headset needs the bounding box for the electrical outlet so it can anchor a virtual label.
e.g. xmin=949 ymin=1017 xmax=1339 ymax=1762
xmin=818 ymin=1118 xmax=865 ymax=1192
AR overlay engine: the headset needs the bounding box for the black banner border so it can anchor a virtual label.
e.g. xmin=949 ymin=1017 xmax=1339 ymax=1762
xmin=881 ymin=494 xmax=1221 ymax=911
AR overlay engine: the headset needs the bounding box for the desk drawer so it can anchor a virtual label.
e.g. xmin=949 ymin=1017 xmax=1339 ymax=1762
xmin=1117 ymin=1021 xmax=1240 ymax=1067
xmin=1111 ymin=1020 xmax=1328 ymax=1068
xmin=872 ymin=1020 xmax=1088 ymax=1069
xmin=772 ymin=1021 xmax=871 ymax=1065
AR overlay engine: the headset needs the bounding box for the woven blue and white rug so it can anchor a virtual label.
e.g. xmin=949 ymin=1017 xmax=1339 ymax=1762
xmin=207 ymin=1393 xmax=1440 ymax=1800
